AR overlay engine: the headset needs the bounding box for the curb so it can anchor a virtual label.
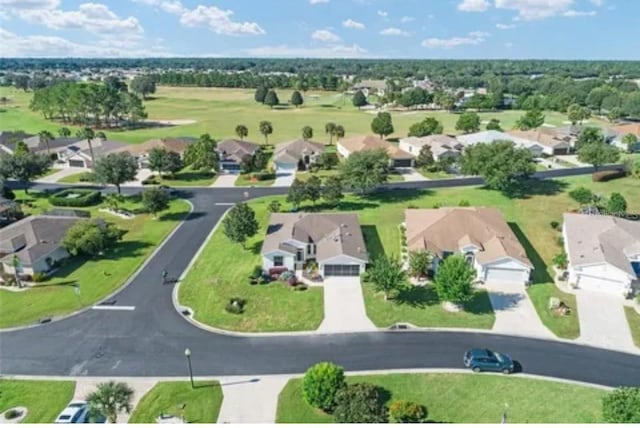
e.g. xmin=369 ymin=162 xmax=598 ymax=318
xmin=0 ymin=199 xmax=194 ymax=333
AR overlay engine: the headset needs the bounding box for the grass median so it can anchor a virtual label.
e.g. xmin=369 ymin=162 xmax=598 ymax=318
xmin=0 ymin=379 xmax=75 ymax=423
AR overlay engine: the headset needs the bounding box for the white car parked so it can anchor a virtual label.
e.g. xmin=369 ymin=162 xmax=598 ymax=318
xmin=54 ymin=401 xmax=88 ymax=424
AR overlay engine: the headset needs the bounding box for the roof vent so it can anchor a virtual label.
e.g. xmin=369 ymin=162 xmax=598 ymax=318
xmin=341 ymin=223 xmax=347 ymax=228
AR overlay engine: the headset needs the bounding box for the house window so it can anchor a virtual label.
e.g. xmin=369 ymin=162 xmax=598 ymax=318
xmin=274 ymin=256 xmax=284 ymax=267
xmin=296 ymin=250 xmax=303 ymax=262
xmin=464 ymin=251 xmax=475 ymax=265
xmin=442 ymin=251 xmax=453 ymax=259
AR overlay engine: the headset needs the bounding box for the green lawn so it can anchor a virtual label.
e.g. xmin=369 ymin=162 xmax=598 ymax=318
xmin=624 ymin=306 xmax=640 ymax=349
xmin=57 ymin=172 xmax=89 ymax=183
xmin=0 ymin=86 xmax=600 ymax=145
xmin=235 ymin=174 xmax=275 ymax=187
xmin=419 ymin=168 xmax=456 ymax=179
xmin=129 ymin=381 xmax=223 ymax=423
xmin=296 ymin=169 xmax=341 ymax=181
xmin=0 ymin=380 xmax=75 ymax=423
xmin=35 ymin=168 xmax=62 ymax=179
xmin=152 ymin=168 xmax=217 ymax=187
xmin=276 ymin=373 xmax=606 ymax=423
xmin=0 ymin=191 xmax=190 ymax=328
xmin=177 ymin=197 xmax=324 ymax=332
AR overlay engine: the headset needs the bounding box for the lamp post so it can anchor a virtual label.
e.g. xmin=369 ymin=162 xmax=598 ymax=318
xmin=184 ymin=348 xmax=194 ymax=389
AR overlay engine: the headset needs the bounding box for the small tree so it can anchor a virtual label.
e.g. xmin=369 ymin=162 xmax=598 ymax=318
xmin=552 ymin=251 xmax=568 ymax=269
xmin=0 ymin=151 xmax=52 ymax=194
xmin=334 ymin=124 xmax=345 ymax=142
xmin=239 ymin=154 xmax=254 ymax=174
xmin=621 ymin=133 xmax=638 ymax=153
xmin=164 ymin=151 xmax=183 ymax=177
xmin=334 ymin=383 xmax=388 ymax=423
xmin=486 ymin=118 xmax=502 ymax=131
xmin=317 ymin=152 xmax=338 ymax=170
xmin=259 ymin=121 xmax=273 ymax=145
xmin=76 ymin=127 xmax=97 ymax=168
xmin=341 ymin=148 xmax=390 ymax=194
xmin=38 ymin=130 xmax=54 ymax=155
xmin=184 ymin=134 xmax=219 ymax=173
xmin=408 ymin=117 xmax=443 ymax=137
xmin=222 ymin=202 xmax=259 ymax=249
xmin=408 ymin=250 xmax=433 ymax=279
xmin=352 ymin=90 xmax=367 ymax=109
xmin=602 ymin=387 xmax=640 ymax=423
xmin=62 ymin=220 xmax=125 ymax=257
xmin=567 ymin=103 xmax=591 ymax=125
xmin=577 ymin=141 xmax=620 ymax=171
xmin=371 ymin=112 xmax=394 ymax=138
xmin=607 ymin=192 xmax=627 ymax=214
xmin=142 ymin=187 xmax=170 ymax=218
xmin=264 ymin=89 xmax=279 ymax=109
xmin=322 ymin=176 xmax=343 ymax=206
xmin=415 ymin=145 xmax=434 ymax=168
xmin=254 ymin=86 xmax=268 ymax=104
xmin=252 ymin=150 xmax=268 ymax=171
xmin=305 ymin=175 xmax=322 ymax=205
xmin=389 ymin=400 xmax=428 ymax=423
xmin=287 ymin=178 xmax=308 ymax=209
xmin=302 ymin=362 xmax=346 ymax=412
xmin=455 ymin=112 xmax=481 ymax=134
xmin=325 ymin=122 xmax=337 ymax=145
xmin=147 ymin=146 xmax=169 ymax=176
xmin=575 ymin=127 xmax=605 ymax=150
xmin=86 ymin=381 xmax=134 ymax=424
xmin=58 ymin=127 xmax=71 ymax=137
xmin=94 ymin=152 xmax=138 ymax=194
xmin=516 ymin=109 xmax=545 ymax=130
xmin=235 ymin=124 xmax=248 ymax=140
xmin=568 ymin=187 xmax=594 ymax=205
xmin=268 ymin=200 xmax=281 ymax=213
xmin=434 ymin=255 xmax=476 ymax=305
xmin=368 ymin=255 xmax=407 ymax=300
xmin=290 ymin=90 xmax=304 ymax=108
xmin=302 ymin=126 xmax=313 ymax=141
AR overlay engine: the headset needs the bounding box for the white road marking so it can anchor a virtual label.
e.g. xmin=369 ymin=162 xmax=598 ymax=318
xmin=92 ymin=305 xmax=135 ymax=311
xmin=214 ymin=203 xmax=235 ymax=206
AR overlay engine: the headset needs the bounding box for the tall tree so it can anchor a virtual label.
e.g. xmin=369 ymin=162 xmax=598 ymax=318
xmin=254 ymin=86 xmax=268 ymax=104
xmin=290 ymin=90 xmax=304 ymax=108
xmin=621 ymin=133 xmax=638 ymax=153
xmin=76 ymin=127 xmax=97 ymax=168
xmin=334 ymin=124 xmax=345 ymax=142
xmin=38 ymin=130 xmax=54 ymax=155
xmin=0 ymin=151 xmax=52 ymax=194
xmin=302 ymin=126 xmax=313 ymax=141
xmin=415 ymin=145 xmax=435 ymax=168
xmin=434 ymin=255 xmax=476 ymax=305
xmin=352 ymin=90 xmax=367 ymax=109
xmin=567 ymin=103 xmax=591 ymax=125
xmin=142 ymin=187 xmax=170 ymax=218
xmin=341 ymin=148 xmax=390 ymax=194
xmin=222 ymin=202 xmax=259 ymax=249
xmin=516 ymin=109 xmax=545 ymax=130
xmin=63 ymin=220 xmax=125 ymax=257
xmin=235 ymin=124 xmax=248 ymax=141
xmin=129 ymin=76 xmax=156 ymax=99
xmin=408 ymin=117 xmax=443 ymax=137
xmin=408 ymin=250 xmax=433 ymax=279
xmin=305 ymin=175 xmax=322 ymax=205
xmin=455 ymin=112 xmax=481 ymax=134
xmin=264 ymin=89 xmax=279 ymax=109
xmin=183 ymin=134 xmax=219 ymax=172
xmin=86 ymin=381 xmax=134 ymax=424
xmin=322 ymin=175 xmax=343 ymax=206
xmin=325 ymin=122 xmax=336 ymax=145
xmin=147 ymin=146 xmax=169 ymax=176
xmin=94 ymin=152 xmax=138 ymax=194
xmin=259 ymin=121 xmax=273 ymax=145
xmin=370 ymin=112 xmax=394 ymax=138
xmin=286 ymin=178 xmax=308 ymax=209
xmin=577 ymin=141 xmax=620 ymax=170
xmin=575 ymin=127 xmax=605 ymax=150
xmin=368 ymin=255 xmax=407 ymax=300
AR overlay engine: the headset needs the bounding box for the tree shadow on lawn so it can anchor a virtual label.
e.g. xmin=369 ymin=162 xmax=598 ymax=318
xmin=502 ymin=178 xmax=569 ymax=200
xmin=361 ymin=225 xmax=385 ymax=260
xmin=508 ymin=222 xmax=552 ymax=284
xmin=394 ymin=285 xmax=493 ymax=315
xmin=249 ymin=240 xmax=264 ymax=255
xmin=364 ymin=188 xmax=434 ymax=204
xmin=159 ymin=210 xmax=201 ymax=222
xmin=308 ymin=201 xmax=380 ymax=212
xmin=163 ymin=171 xmax=215 ymax=182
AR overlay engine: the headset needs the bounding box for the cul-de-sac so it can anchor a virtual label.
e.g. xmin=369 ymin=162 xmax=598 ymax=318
xmin=1 ymin=1 xmax=640 ymax=424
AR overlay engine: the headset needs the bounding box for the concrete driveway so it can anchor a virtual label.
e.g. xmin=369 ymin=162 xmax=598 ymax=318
xmin=317 ymin=277 xmax=376 ymax=333
xmin=212 ymin=173 xmax=238 ymax=187
xmin=273 ymin=168 xmax=295 ymax=187
xmin=575 ymin=290 xmax=636 ymax=353
xmin=481 ymin=281 xmax=553 ymax=338
xmin=395 ymin=167 xmax=427 ymax=182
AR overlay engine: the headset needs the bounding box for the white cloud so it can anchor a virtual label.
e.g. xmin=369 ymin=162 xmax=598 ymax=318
xmin=0 ymin=0 xmax=59 ymax=10
xmin=380 ymin=27 xmax=410 ymax=36
xmin=18 ymin=3 xmax=143 ymax=34
xmin=309 ymin=0 xmax=329 ymax=3
xmin=243 ymin=44 xmax=368 ymax=58
xmin=422 ymin=31 xmax=489 ymax=49
xmin=377 ymin=10 xmax=388 ymax=17
xmin=342 ymin=18 xmax=365 ymax=29
xmin=132 ymin=0 xmax=186 ymax=14
xmin=311 ymin=29 xmax=341 ymax=42
xmin=400 ymin=16 xmax=414 ymax=23
xmin=563 ymin=9 xmax=596 ymax=16
xmin=505 ymin=42 xmax=514 ymax=48
xmin=457 ymin=0 xmax=490 ymax=12
xmin=496 ymin=23 xmax=516 ymax=29
xmin=494 ymin=0 xmax=573 ymax=21
xmin=590 ymin=0 xmax=603 ymax=6
xmin=180 ymin=5 xmax=265 ymax=35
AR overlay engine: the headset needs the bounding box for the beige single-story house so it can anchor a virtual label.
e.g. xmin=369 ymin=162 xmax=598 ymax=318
xmin=338 ymin=135 xmax=414 ymax=168
xmin=455 ymin=130 xmax=545 ymax=157
xmin=216 ymin=139 xmax=261 ymax=172
xmin=563 ymin=213 xmax=640 ymax=296
xmin=261 ymin=213 xmax=368 ymax=277
xmin=111 ymin=137 xmax=197 ymax=167
xmin=399 ymin=135 xmax=463 ymax=161
xmin=405 ymin=207 xmax=533 ymax=284
xmin=273 ymin=139 xmax=325 ymax=172
xmin=507 ymin=129 xmax=572 ymax=155
xmin=55 ymin=138 xmax=129 ymax=168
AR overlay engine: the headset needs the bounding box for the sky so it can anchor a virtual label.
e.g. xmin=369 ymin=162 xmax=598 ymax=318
xmin=0 ymin=0 xmax=638 ymax=60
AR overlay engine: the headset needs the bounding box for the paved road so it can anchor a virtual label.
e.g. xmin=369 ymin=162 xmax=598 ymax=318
xmin=2 ymin=167 xmax=639 ymax=388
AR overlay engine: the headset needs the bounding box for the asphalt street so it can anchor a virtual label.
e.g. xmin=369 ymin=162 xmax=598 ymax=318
xmin=1 ymin=167 xmax=639 ymax=387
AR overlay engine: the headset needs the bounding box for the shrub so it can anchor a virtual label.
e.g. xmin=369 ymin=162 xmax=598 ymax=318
xmin=295 ymin=284 xmax=308 ymax=291
xmin=568 ymin=187 xmax=594 ymax=204
xmin=302 ymin=362 xmax=346 ymax=412
xmin=225 ymin=297 xmax=246 ymax=314
xmin=592 ymin=169 xmax=626 ymax=182
xmin=333 ymin=383 xmax=388 ymax=423
xmin=279 ymin=270 xmax=293 ymax=281
xmin=556 ymin=236 xmax=564 ymax=247
xmin=4 ymin=409 xmax=22 ymax=420
xmin=79 ymin=172 xmax=97 ymax=182
xmin=432 ymin=202 xmax=442 ymax=209
xmin=550 ymin=220 xmax=560 ymax=230
xmin=251 ymin=171 xmax=275 ymax=181
xmin=458 ymin=199 xmax=470 ymax=207
xmin=49 ymin=189 xmax=102 ymax=207
xmin=32 ymin=272 xmax=48 ymax=283
xmin=268 ymin=200 xmax=281 ymax=213
xmin=288 ymin=276 xmax=298 ymax=286
xmin=250 ymin=265 xmax=263 ymax=279
xmin=602 ymin=387 xmax=640 ymax=423
xmin=389 ymin=399 xmax=428 ymax=423
xmin=552 ymin=251 xmax=568 ymax=269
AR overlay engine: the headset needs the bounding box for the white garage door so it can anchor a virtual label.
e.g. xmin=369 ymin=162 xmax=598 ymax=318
xmin=576 ymin=274 xmax=626 ymax=294
xmin=485 ymin=268 xmax=526 ymax=284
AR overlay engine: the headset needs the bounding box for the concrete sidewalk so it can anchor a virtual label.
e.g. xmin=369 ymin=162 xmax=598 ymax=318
xmin=217 ymin=375 xmax=291 ymax=423
xmin=37 ymin=167 xmax=89 ymax=183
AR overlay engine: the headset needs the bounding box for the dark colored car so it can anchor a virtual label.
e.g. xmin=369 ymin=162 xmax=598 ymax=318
xmin=464 ymin=348 xmax=514 ymax=374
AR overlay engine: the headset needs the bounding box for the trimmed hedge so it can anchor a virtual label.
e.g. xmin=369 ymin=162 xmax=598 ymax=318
xmin=49 ymin=189 xmax=102 ymax=207
xmin=250 ymin=171 xmax=276 ymax=181
xmin=592 ymin=169 xmax=626 ymax=182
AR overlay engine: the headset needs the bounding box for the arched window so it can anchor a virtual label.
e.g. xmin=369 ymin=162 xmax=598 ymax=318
xmin=464 ymin=251 xmax=474 ymax=265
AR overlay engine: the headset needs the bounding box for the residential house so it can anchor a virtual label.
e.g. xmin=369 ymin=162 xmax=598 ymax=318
xmin=507 ymin=129 xmax=572 ymax=155
xmin=56 ymin=138 xmax=129 ymax=168
xmin=273 ymin=139 xmax=325 ymax=172
xmin=0 ymin=133 xmax=80 ymax=157
xmin=0 ymin=215 xmax=82 ymax=275
xmin=216 ymin=139 xmax=261 ymax=173
xmin=562 ymin=213 xmax=639 ymax=296
xmin=111 ymin=137 xmax=197 ymax=168
xmin=547 ymin=125 xmax=617 ymax=149
xmin=405 ymin=207 xmax=533 ymax=284
xmin=0 ymin=197 xmax=21 ymax=226
xmin=611 ymin=123 xmax=640 ymax=152
xmin=261 ymin=213 xmax=368 ymax=277
xmin=455 ymin=130 xmax=545 ymax=157
xmin=0 ymin=131 xmax=33 ymax=155
xmin=399 ymin=135 xmax=463 ymax=161
xmin=338 ymin=135 xmax=414 ymax=168
xmin=351 ymin=80 xmax=388 ymax=97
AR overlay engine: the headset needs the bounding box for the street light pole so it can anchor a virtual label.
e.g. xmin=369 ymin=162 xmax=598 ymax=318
xmin=184 ymin=348 xmax=194 ymax=389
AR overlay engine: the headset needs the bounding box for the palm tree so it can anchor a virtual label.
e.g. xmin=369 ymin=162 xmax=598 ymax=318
xmin=86 ymin=381 xmax=133 ymax=424
xmin=76 ymin=127 xmax=96 ymax=168
xmin=325 ymin=122 xmax=336 ymax=145
xmin=259 ymin=121 xmax=273 ymax=146
xmin=235 ymin=124 xmax=248 ymax=141
xmin=38 ymin=130 xmax=54 ymax=155
xmin=302 ymin=126 xmax=313 ymax=141
xmin=333 ymin=124 xmax=345 ymax=143
xmin=95 ymin=131 xmax=107 ymax=139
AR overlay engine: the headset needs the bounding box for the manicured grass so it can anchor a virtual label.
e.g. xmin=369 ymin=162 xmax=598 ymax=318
xmin=0 ymin=86 xmax=598 ymax=145
xmin=0 ymin=380 xmax=75 ymax=423
xmin=277 ymin=373 xmax=606 ymax=423
xmin=35 ymin=168 xmax=62 ymax=179
xmin=527 ymin=283 xmax=579 ymax=339
xmin=296 ymin=169 xmax=341 ymax=181
xmin=129 ymin=381 xmax=223 ymax=423
xmin=154 ymin=168 xmax=217 ymax=187
xmin=177 ymin=197 xmax=323 ymax=332
xmin=419 ymin=168 xmax=455 ymax=179
xmin=235 ymin=174 xmax=275 ymax=187
xmin=57 ymin=172 xmax=89 ymax=183
xmin=0 ymin=191 xmax=190 ymax=328
xmin=624 ymin=306 xmax=640 ymax=348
